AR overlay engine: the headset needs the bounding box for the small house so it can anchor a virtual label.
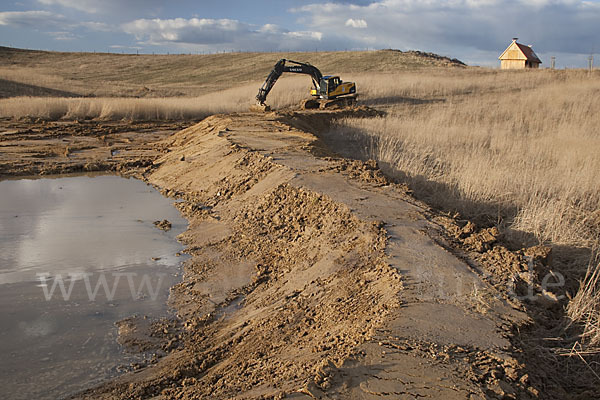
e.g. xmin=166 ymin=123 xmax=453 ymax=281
xmin=499 ymin=38 xmax=542 ymax=69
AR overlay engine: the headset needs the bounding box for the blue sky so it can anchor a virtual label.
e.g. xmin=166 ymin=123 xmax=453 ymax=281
xmin=1 ymin=0 xmax=599 ymax=67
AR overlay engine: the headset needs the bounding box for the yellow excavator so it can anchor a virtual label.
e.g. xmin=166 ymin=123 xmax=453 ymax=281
xmin=255 ymin=59 xmax=357 ymax=110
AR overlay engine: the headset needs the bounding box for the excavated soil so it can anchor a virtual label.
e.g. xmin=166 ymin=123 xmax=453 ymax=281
xmin=0 ymin=111 xmax=580 ymax=399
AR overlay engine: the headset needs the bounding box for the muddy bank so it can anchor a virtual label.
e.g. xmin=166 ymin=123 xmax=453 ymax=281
xmin=0 ymin=111 xmax=581 ymax=398
xmin=65 ymin=112 xmax=527 ymax=399
xmin=0 ymin=119 xmax=191 ymax=178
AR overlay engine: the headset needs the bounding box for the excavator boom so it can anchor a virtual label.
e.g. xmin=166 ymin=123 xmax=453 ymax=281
xmin=256 ymin=59 xmax=322 ymax=105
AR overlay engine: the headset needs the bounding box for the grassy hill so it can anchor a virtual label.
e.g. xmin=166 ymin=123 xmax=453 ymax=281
xmin=0 ymin=46 xmax=465 ymax=98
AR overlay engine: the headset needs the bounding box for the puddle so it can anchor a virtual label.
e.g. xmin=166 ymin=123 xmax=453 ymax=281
xmin=0 ymin=175 xmax=188 ymax=400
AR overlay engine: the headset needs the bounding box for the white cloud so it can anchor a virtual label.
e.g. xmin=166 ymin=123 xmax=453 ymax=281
xmin=345 ymin=18 xmax=367 ymax=28
xmin=79 ymin=21 xmax=111 ymax=31
xmin=122 ymin=17 xmax=324 ymax=51
xmin=48 ymin=31 xmax=78 ymax=40
xmin=124 ymin=18 xmax=247 ymax=45
xmin=109 ymin=44 xmax=143 ymax=50
xmin=284 ymin=30 xmax=323 ymax=40
xmin=259 ymin=24 xmax=279 ymax=34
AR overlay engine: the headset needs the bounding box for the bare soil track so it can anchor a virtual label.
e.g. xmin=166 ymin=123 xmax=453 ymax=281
xmin=0 ymin=111 xmax=585 ymax=399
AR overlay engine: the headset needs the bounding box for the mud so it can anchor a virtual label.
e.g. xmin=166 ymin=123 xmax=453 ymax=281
xmin=0 ymin=111 xmax=586 ymax=399
xmin=0 ymin=118 xmax=190 ymax=178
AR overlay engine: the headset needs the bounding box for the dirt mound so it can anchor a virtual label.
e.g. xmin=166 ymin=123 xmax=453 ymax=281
xmin=399 ymin=49 xmax=467 ymax=66
xmin=153 ymin=219 xmax=172 ymax=231
xmin=324 ymin=158 xmax=390 ymax=186
xmin=167 ymin=185 xmax=401 ymax=398
xmin=67 ymin=113 xmax=404 ymax=399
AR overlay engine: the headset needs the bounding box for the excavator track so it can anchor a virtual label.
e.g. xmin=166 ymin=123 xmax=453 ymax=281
xmin=301 ymin=95 xmax=357 ymax=110
xmin=319 ymin=95 xmax=358 ymax=109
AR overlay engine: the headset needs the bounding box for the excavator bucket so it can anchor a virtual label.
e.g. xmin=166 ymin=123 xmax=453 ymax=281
xmin=250 ymin=103 xmax=271 ymax=112
xmin=300 ymin=99 xmax=320 ymax=110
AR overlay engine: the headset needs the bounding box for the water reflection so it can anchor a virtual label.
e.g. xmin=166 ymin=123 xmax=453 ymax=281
xmin=0 ymin=176 xmax=185 ymax=284
xmin=0 ymin=175 xmax=188 ymax=400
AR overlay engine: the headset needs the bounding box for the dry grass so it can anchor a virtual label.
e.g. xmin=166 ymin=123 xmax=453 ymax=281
xmin=0 ymin=93 xmax=244 ymax=121
xmin=327 ymin=68 xmax=600 ymax=351
xmin=0 ymin=78 xmax=310 ymax=121
xmin=568 ymin=252 xmax=600 ymax=348
xmin=332 ymin=69 xmax=600 ymax=249
xmin=0 ymin=46 xmax=463 ymax=120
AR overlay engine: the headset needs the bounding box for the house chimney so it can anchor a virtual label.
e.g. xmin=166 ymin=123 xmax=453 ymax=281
xmin=512 ymin=37 xmax=519 ymax=42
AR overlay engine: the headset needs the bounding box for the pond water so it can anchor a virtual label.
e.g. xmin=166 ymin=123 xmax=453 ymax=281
xmin=0 ymin=175 xmax=188 ymax=400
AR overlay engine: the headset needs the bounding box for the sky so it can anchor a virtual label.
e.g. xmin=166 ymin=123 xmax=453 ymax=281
xmin=0 ymin=0 xmax=599 ymax=68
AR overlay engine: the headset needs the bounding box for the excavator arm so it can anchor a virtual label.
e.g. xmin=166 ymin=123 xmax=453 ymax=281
xmin=256 ymin=59 xmax=323 ymax=105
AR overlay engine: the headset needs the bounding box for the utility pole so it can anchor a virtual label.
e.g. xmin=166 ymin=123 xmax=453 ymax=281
xmin=589 ymin=54 xmax=594 ymax=73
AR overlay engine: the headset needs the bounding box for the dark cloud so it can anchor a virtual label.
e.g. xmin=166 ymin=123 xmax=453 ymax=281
xmin=0 ymin=10 xmax=110 ymax=32
xmin=38 ymin=0 xmax=166 ymax=18
xmin=0 ymin=10 xmax=65 ymax=28
xmin=328 ymin=0 xmax=376 ymax=4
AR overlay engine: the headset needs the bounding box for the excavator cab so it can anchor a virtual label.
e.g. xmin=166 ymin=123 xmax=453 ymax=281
xmin=313 ymin=76 xmax=355 ymax=100
xmin=312 ymin=76 xmax=337 ymax=98
xmin=327 ymin=76 xmax=341 ymax=91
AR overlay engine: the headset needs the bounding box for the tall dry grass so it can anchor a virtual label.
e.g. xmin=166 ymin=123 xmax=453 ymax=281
xmin=568 ymin=252 xmax=600 ymax=348
xmin=0 ymin=77 xmax=310 ymax=121
xmin=329 ymin=68 xmax=600 ymax=350
xmin=332 ymin=69 xmax=600 ymax=249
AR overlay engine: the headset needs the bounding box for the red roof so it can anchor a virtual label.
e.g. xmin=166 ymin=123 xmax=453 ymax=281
xmin=515 ymin=42 xmax=542 ymax=63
